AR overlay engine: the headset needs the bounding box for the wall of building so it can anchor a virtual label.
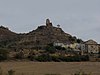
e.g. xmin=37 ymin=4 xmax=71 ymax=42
xmin=86 ymin=44 xmax=99 ymax=53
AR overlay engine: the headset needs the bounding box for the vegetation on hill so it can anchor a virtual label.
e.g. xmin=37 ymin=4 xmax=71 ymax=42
xmin=0 ymin=19 xmax=83 ymax=50
xmin=0 ymin=19 xmax=92 ymax=62
xmin=0 ymin=48 xmax=9 ymax=61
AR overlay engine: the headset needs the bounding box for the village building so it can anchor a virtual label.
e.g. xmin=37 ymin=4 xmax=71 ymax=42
xmin=85 ymin=40 xmax=99 ymax=54
xmin=53 ymin=42 xmax=66 ymax=48
xmin=54 ymin=39 xmax=100 ymax=55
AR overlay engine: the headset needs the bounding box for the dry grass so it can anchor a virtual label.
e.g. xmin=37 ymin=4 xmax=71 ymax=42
xmin=0 ymin=62 xmax=100 ymax=75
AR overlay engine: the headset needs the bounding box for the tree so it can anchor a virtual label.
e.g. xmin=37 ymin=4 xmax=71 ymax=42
xmin=69 ymin=36 xmax=77 ymax=43
xmin=77 ymin=39 xmax=83 ymax=43
xmin=45 ymin=46 xmax=56 ymax=53
xmin=45 ymin=43 xmax=56 ymax=53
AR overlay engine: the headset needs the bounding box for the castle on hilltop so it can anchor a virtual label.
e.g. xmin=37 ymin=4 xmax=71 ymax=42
xmin=46 ymin=19 xmax=53 ymax=28
xmin=45 ymin=19 xmax=61 ymax=29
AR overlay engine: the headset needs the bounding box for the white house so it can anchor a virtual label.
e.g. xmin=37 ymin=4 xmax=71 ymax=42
xmin=53 ymin=42 xmax=66 ymax=48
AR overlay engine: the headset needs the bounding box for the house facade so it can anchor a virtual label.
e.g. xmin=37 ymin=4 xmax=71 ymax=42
xmin=54 ymin=39 xmax=100 ymax=55
xmin=99 ymin=44 xmax=100 ymax=53
xmin=85 ymin=40 xmax=99 ymax=54
xmin=53 ymin=42 xmax=66 ymax=48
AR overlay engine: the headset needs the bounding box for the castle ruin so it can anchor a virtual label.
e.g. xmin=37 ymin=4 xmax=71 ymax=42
xmin=46 ymin=19 xmax=53 ymax=27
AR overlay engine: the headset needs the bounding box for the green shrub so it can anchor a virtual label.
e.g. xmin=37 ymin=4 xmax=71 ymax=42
xmin=0 ymin=48 xmax=9 ymax=61
xmin=52 ymin=55 xmax=88 ymax=62
xmin=45 ymin=46 xmax=56 ymax=53
xmin=51 ymin=56 xmax=61 ymax=62
xmin=28 ymin=55 xmax=35 ymax=61
xmin=35 ymin=54 xmax=52 ymax=62
xmin=35 ymin=55 xmax=89 ymax=62
xmin=14 ymin=51 xmax=24 ymax=59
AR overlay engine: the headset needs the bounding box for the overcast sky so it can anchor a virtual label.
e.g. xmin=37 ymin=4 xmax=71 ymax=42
xmin=0 ymin=0 xmax=100 ymax=43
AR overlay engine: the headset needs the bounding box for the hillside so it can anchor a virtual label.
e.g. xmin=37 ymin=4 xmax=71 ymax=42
xmin=0 ymin=26 xmax=19 ymax=48
xmin=17 ymin=19 xmax=78 ymax=49
xmin=0 ymin=19 xmax=80 ymax=49
xmin=0 ymin=26 xmax=17 ymax=40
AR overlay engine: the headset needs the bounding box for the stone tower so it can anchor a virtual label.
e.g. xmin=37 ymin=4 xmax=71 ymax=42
xmin=46 ymin=19 xmax=52 ymax=27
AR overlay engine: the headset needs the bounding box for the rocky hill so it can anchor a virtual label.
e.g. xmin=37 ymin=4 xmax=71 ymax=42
xmin=0 ymin=26 xmax=21 ymax=48
xmin=16 ymin=19 xmax=78 ymax=49
xmin=0 ymin=19 xmax=80 ymax=49
xmin=0 ymin=26 xmax=17 ymax=40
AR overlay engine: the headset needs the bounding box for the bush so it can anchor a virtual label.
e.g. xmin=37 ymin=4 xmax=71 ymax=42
xmin=55 ymin=46 xmax=66 ymax=50
xmin=34 ymin=55 xmax=89 ymax=62
xmin=28 ymin=54 xmax=36 ymax=61
xmin=45 ymin=46 xmax=56 ymax=53
xmin=52 ymin=55 xmax=89 ymax=62
xmin=14 ymin=51 xmax=24 ymax=59
xmin=35 ymin=54 xmax=52 ymax=62
xmin=0 ymin=48 xmax=9 ymax=61
xmin=80 ymin=55 xmax=89 ymax=61
xmin=58 ymin=56 xmax=81 ymax=62
xmin=51 ymin=56 xmax=61 ymax=62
